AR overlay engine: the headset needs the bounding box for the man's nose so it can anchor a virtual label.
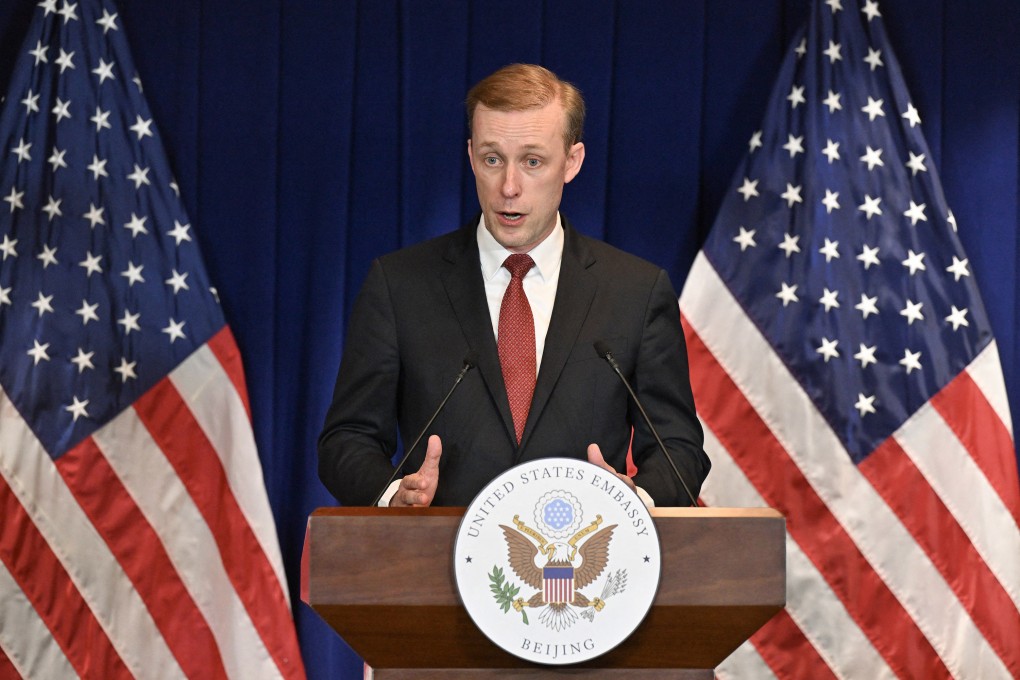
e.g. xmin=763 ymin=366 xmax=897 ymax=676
xmin=501 ymin=166 xmax=521 ymax=198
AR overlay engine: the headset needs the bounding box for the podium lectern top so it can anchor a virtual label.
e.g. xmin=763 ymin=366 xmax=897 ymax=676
xmin=303 ymin=507 xmax=784 ymax=675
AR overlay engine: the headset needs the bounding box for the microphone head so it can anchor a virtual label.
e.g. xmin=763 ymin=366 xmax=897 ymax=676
xmin=463 ymin=351 xmax=480 ymax=369
xmin=593 ymin=340 xmax=613 ymax=359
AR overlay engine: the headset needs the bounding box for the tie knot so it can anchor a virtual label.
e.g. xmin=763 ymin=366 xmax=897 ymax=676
xmin=503 ymin=254 xmax=535 ymax=280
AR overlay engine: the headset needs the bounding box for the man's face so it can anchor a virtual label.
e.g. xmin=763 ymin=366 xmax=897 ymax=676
xmin=468 ymin=101 xmax=585 ymax=254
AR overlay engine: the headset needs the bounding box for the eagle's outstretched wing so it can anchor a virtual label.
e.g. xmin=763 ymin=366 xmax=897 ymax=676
xmin=573 ymin=524 xmax=616 ymax=589
xmin=499 ymin=525 xmax=543 ymax=589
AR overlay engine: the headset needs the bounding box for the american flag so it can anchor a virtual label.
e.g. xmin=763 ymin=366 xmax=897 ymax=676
xmin=679 ymin=1 xmax=1020 ymax=678
xmin=543 ymin=565 xmax=574 ymax=605
xmin=0 ymin=1 xmax=305 ymax=677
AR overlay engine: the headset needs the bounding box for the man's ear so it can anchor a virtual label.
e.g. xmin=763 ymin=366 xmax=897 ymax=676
xmin=466 ymin=139 xmax=476 ymax=176
xmin=564 ymin=142 xmax=585 ymax=184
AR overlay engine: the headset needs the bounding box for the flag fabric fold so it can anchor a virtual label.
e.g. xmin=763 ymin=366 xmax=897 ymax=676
xmin=680 ymin=0 xmax=1020 ymax=677
xmin=0 ymin=1 xmax=305 ymax=677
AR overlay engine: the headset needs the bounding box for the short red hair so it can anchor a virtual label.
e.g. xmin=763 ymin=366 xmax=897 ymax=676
xmin=465 ymin=63 xmax=585 ymax=151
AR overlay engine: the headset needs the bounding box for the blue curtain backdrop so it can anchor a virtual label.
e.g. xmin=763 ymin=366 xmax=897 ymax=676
xmin=0 ymin=1 xmax=1016 ymax=677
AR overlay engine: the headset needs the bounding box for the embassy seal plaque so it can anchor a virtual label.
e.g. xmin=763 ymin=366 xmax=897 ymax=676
xmin=453 ymin=457 xmax=661 ymax=665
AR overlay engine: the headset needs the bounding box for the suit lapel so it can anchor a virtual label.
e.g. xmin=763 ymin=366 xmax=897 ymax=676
xmin=441 ymin=225 xmax=517 ymax=444
xmin=518 ymin=220 xmax=596 ymax=456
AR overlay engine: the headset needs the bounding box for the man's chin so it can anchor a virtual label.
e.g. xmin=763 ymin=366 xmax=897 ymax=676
xmin=485 ymin=216 xmax=556 ymax=253
xmin=494 ymin=231 xmax=535 ymax=253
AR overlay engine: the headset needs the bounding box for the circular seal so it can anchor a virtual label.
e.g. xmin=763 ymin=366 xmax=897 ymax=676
xmin=453 ymin=458 xmax=661 ymax=665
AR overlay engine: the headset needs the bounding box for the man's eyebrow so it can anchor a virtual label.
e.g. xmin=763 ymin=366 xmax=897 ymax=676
xmin=475 ymin=141 xmax=549 ymax=153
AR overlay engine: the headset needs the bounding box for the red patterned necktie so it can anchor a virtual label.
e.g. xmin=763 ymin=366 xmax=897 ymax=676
xmin=498 ymin=254 xmax=536 ymax=444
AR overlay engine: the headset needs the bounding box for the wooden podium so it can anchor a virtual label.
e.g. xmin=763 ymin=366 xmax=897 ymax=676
xmin=303 ymin=507 xmax=784 ymax=679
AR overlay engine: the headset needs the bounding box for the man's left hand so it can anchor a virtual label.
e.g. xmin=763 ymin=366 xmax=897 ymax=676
xmin=586 ymin=443 xmax=636 ymax=491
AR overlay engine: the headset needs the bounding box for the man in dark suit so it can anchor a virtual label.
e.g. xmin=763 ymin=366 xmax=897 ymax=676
xmin=318 ymin=64 xmax=709 ymax=507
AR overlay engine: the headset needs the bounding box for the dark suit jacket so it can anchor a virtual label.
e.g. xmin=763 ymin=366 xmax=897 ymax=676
xmin=318 ymin=217 xmax=709 ymax=506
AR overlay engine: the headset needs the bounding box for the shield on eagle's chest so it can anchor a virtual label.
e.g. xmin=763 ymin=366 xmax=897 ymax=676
xmin=543 ymin=563 xmax=574 ymax=604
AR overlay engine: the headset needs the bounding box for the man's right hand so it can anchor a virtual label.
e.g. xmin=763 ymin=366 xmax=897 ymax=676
xmin=388 ymin=435 xmax=443 ymax=507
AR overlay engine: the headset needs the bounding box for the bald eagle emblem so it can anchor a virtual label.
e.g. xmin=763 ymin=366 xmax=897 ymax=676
xmin=456 ymin=464 xmax=660 ymax=664
xmin=495 ymin=510 xmax=628 ymax=632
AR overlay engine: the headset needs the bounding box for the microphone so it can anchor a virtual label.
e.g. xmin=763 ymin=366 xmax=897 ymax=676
xmin=593 ymin=341 xmax=699 ymax=507
xmin=370 ymin=351 xmax=479 ymax=507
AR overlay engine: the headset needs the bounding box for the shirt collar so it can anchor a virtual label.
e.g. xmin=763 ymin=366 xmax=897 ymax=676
xmin=476 ymin=213 xmax=564 ymax=282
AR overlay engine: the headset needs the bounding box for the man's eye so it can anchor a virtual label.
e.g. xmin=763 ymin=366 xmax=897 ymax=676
xmin=484 ymin=157 xmax=499 ymax=166
xmin=526 ymin=159 xmax=540 ymax=168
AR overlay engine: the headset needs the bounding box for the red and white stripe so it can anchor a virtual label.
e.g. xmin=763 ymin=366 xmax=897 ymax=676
xmin=544 ymin=575 xmax=574 ymax=605
xmin=681 ymin=253 xmax=1020 ymax=679
xmin=0 ymin=327 xmax=305 ymax=679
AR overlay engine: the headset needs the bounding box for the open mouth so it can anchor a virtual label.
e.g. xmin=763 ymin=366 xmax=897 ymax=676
xmin=499 ymin=212 xmax=524 ymax=223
